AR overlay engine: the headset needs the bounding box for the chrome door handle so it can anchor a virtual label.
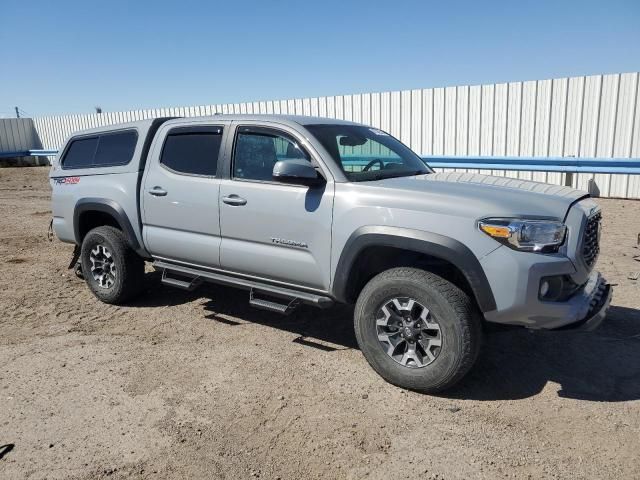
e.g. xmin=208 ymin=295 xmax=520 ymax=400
xmin=148 ymin=187 xmax=167 ymax=197
xmin=222 ymin=195 xmax=247 ymax=206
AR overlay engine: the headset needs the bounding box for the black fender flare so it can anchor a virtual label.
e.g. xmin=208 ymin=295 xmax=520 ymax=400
xmin=332 ymin=226 xmax=497 ymax=313
xmin=73 ymin=198 xmax=142 ymax=252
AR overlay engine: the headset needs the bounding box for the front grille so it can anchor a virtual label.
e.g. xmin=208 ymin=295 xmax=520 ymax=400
xmin=582 ymin=211 xmax=602 ymax=268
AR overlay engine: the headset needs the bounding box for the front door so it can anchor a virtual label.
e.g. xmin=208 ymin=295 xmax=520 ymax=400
xmin=219 ymin=124 xmax=334 ymax=291
xmin=142 ymin=122 xmax=228 ymax=268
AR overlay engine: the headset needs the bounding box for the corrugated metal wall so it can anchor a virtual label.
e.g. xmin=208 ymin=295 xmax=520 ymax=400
xmin=0 ymin=118 xmax=48 ymax=166
xmin=0 ymin=118 xmax=43 ymax=153
xmin=33 ymin=72 xmax=640 ymax=198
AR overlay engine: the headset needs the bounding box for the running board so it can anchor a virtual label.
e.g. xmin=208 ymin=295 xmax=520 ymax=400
xmin=161 ymin=269 xmax=202 ymax=291
xmin=154 ymin=260 xmax=334 ymax=309
xmin=250 ymin=289 xmax=299 ymax=315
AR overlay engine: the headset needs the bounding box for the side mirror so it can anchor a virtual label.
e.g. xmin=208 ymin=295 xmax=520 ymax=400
xmin=272 ymin=159 xmax=324 ymax=186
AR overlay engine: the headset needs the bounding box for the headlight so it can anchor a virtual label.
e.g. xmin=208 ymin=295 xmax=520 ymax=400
xmin=478 ymin=218 xmax=567 ymax=252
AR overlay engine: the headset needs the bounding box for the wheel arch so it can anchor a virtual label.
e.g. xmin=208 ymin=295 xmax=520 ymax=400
xmin=73 ymin=198 xmax=143 ymax=254
xmin=332 ymin=226 xmax=497 ymax=313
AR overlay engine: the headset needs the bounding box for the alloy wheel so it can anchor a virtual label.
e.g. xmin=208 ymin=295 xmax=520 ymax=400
xmin=89 ymin=244 xmax=117 ymax=289
xmin=375 ymin=297 xmax=443 ymax=368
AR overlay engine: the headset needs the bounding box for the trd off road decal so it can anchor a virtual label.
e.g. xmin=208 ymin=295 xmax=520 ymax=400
xmin=53 ymin=177 xmax=80 ymax=185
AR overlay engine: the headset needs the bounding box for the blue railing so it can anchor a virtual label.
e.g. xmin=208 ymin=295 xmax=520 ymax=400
xmin=2 ymin=150 xmax=639 ymax=175
xmin=423 ymin=156 xmax=640 ymax=174
xmin=341 ymin=155 xmax=640 ymax=175
xmin=0 ymin=149 xmax=58 ymax=158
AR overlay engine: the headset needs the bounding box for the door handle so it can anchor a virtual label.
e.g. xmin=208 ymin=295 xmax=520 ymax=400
xmin=148 ymin=187 xmax=167 ymax=197
xmin=222 ymin=194 xmax=247 ymax=206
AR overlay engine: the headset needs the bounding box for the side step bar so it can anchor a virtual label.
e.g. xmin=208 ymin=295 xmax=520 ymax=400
xmin=250 ymin=289 xmax=299 ymax=315
xmin=154 ymin=260 xmax=334 ymax=309
xmin=161 ymin=269 xmax=202 ymax=291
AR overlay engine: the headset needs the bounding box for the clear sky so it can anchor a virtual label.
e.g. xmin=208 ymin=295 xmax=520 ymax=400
xmin=1 ymin=0 xmax=639 ymax=117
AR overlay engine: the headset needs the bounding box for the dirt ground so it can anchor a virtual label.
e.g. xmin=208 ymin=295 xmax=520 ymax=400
xmin=1 ymin=167 xmax=639 ymax=480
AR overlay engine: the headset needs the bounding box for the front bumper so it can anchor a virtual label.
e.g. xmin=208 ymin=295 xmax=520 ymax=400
xmin=481 ymin=244 xmax=612 ymax=330
xmin=553 ymin=276 xmax=612 ymax=331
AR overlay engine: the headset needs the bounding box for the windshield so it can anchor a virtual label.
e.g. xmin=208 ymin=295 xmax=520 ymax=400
xmin=305 ymin=124 xmax=431 ymax=182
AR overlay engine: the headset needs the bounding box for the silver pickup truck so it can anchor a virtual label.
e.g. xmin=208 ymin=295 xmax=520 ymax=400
xmin=50 ymin=114 xmax=611 ymax=392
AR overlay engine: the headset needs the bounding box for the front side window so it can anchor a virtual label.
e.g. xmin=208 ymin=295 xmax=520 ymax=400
xmin=305 ymin=124 xmax=430 ymax=182
xmin=233 ymin=127 xmax=310 ymax=181
xmin=160 ymin=127 xmax=223 ymax=176
xmin=61 ymin=130 xmax=138 ymax=169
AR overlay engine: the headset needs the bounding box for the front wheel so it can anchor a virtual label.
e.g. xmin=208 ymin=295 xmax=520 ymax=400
xmin=354 ymin=267 xmax=481 ymax=393
xmin=80 ymin=226 xmax=144 ymax=305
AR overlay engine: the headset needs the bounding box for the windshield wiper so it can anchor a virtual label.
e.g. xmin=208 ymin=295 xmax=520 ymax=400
xmin=383 ymin=170 xmax=428 ymax=179
xmin=353 ymin=170 xmax=427 ymax=182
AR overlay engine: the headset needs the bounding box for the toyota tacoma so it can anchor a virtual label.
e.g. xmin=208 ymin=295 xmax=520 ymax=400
xmin=50 ymin=115 xmax=611 ymax=392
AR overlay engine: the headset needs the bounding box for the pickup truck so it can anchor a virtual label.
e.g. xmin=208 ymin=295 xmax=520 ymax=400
xmin=50 ymin=114 xmax=612 ymax=392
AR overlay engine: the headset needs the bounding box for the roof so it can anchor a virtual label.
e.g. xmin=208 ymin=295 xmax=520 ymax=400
xmin=198 ymin=114 xmax=362 ymax=126
xmin=65 ymin=118 xmax=161 ymax=137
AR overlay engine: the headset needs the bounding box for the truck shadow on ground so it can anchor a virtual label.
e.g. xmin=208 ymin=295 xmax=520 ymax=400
xmin=134 ymin=276 xmax=640 ymax=403
xmin=447 ymin=304 xmax=640 ymax=402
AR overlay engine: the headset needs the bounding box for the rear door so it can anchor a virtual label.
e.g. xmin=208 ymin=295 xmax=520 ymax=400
xmin=141 ymin=121 xmax=229 ymax=267
xmin=218 ymin=123 xmax=334 ymax=291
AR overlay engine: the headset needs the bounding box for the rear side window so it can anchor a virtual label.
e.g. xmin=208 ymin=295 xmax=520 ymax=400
xmin=62 ymin=137 xmax=99 ymax=168
xmin=160 ymin=127 xmax=223 ymax=176
xmin=62 ymin=130 xmax=138 ymax=169
xmin=93 ymin=130 xmax=138 ymax=166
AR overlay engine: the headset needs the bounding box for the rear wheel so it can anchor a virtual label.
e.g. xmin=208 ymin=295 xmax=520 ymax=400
xmin=80 ymin=226 xmax=144 ymax=304
xmin=354 ymin=267 xmax=481 ymax=393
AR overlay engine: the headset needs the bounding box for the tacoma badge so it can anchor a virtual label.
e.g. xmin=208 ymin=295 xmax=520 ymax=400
xmin=271 ymin=237 xmax=308 ymax=248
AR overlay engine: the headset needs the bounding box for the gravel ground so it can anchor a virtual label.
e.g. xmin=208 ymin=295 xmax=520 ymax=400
xmin=1 ymin=167 xmax=639 ymax=480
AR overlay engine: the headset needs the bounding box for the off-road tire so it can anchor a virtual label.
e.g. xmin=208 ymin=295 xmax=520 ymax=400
xmin=80 ymin=226 xmax=145 ymax=305
xmin=354 ymin=267 xmax=482 ymax=393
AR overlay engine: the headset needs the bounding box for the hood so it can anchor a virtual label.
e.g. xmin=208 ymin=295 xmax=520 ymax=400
xmin=372 ymin=171 xmax=589 ymax=220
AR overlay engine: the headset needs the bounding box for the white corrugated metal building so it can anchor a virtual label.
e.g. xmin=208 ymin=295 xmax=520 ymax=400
xmin=32 ymin=72 xmax=640 ymax=198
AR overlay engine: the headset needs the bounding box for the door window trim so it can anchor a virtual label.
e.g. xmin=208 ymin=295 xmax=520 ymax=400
xmin=159 ymin=125 xmax=225 ymax=178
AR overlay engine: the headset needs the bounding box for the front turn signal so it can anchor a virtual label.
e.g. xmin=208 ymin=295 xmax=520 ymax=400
xmin=479 ymin=224 xmax=511 ymax=238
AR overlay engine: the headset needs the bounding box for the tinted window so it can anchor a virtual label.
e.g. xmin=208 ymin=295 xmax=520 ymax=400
xmin=61 ymin=137 xmax=98 ymax=168
xmin=62 ymin=130 xmax=138 ymax=169
xmin=93 ymin=130 xmax=138 ymax=166
xmin=160 ymin=129 xmax=222 ymax=176
xmin=234 ymin=129 xmax=309 ymax=181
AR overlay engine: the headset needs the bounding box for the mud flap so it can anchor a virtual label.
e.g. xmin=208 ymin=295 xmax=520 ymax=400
xmin=68 ymin=245 xmax=84 ymax=279
xmin=47 ymin=218 xmax=54 ymax=242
